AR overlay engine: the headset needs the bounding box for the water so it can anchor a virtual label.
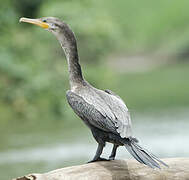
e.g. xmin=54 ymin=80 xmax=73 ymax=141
xmin=1 ymin=109 xmax=189 ymax=180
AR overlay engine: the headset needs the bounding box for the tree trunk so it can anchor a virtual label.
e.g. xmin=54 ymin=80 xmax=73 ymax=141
xmin=13 ymin=158 xmax=189 ymax=180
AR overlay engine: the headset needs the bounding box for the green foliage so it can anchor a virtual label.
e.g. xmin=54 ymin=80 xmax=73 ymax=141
xmin=0 ymin=0 xmax=189 ymax=135
xmin=0 ymin=2 xmax=189 ymax=179
xmin=116 ymin=63 xmax=189 ymax=110
xmin=40 ymin=0 xmax=189 ymax=55
xmin=13 ymin=0 xmax=43 ymax=18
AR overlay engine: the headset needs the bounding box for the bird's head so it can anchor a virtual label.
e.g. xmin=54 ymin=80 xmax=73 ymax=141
xmin=19 ymin=17 xmax=68 ymax=32
xmin=19 ymin=17 xmax=76 ymax=47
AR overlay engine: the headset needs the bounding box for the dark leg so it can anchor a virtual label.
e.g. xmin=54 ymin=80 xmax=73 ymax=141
xmin=88 ymin=143 xmax=109 ymax=163
xmin=109 ymin=144 xmax=119 ymax=160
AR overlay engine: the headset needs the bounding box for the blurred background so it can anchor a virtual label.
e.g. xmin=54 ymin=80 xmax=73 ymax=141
xmin=0 ymin=0 xmax=189 ymax=179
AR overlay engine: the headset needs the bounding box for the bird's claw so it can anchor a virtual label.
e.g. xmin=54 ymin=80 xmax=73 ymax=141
xmin=108 ymin=156 xmax=115 ymax=161
xmin=87 ymin=157 xmax=110 ymax=163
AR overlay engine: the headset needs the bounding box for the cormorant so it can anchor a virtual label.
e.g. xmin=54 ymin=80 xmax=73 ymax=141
xmin=19 ymin=17 xmax=167 ymax=169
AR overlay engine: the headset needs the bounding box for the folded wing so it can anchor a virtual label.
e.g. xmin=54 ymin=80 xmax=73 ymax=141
xmin=66 ymin=88 xmax=132 ymax=138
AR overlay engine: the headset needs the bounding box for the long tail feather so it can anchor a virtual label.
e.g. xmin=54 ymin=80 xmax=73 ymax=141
xmin=123 ymin=139 xmax=168 ymax=169
xmin=133 ymin=142 xmax=168 ymax=167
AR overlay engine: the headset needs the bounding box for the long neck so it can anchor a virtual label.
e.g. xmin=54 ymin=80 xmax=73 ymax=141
xmin=57 ymin=31 xmax=84 ymax=89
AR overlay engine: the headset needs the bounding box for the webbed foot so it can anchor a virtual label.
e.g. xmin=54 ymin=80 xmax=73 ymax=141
xmin=87 ymin=157 xmax=110 ymax=163
xmin=108 ymin=156 xmax=115 ymax=160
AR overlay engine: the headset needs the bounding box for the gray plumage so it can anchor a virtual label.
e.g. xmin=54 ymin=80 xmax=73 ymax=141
xmin=20 ymin=16 xmax=168 ymax=169
xmin=67 ymin=84 xmax=132 ymax=138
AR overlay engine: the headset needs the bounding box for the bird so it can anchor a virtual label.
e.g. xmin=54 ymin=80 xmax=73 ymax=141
xmin=19 ymin=17 xmax=168 ymax=169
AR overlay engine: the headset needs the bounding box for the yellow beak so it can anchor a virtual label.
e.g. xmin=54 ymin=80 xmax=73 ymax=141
xmin=19 ymin=17 xmax=49 ymax=29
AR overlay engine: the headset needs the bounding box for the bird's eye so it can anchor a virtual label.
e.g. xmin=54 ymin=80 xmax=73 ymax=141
xmin=42 ymin=19 xmax=47 ymax=22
